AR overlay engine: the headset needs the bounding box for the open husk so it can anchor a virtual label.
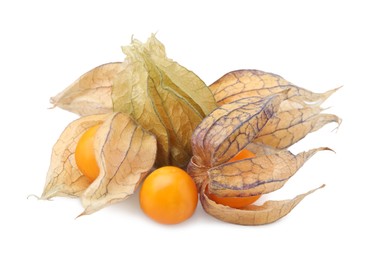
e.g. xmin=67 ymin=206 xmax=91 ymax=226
xmin=50 ymin=35 xmax=217 ymax=169
xmin=200 ymin=181 xmax=325 ymax=225
xmin=187 ymin=70 xmax=340 ymax=225
xmin=43 ymin=36 xmax=339 ymax=224
xmin=41 ymin=112 xmax=157 ymax=215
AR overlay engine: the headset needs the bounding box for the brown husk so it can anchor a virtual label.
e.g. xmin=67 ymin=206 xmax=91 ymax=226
xmin=200 ymin=181 xmax=325 ymax=225
xmin=188 ymin=70 xmax=339 ymax=224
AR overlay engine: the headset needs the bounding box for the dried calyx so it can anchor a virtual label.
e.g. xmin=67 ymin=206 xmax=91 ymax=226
xmin=42 ymin=35 xmax=217 ymax=215
xmin=42 ymin=35 xmax=340 ymax=224
xmin=187 ymin=70 xmax=340 ymax=225
xmin=41 ymin=112 xmax=157 ymax=216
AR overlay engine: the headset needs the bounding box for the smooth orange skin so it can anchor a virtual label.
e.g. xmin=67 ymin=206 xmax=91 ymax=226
xmin=75 ymin=124 xmax=101 ymax=182
xmin=140 ymin=166 xmax=198 ymax=225
xmin=206 ymin=149 xmax=261 ymax=209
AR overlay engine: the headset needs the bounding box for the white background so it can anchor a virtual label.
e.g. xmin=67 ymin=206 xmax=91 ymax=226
xmin=1 ymin=0 xmax=377 ymax=259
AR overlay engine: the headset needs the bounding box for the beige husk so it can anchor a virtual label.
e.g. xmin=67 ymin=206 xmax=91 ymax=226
xmin=187 ymin=69 xmax=340 ymax=225
xmin=50 ymin=62 xmax=124 ymax=116
xmin=41 ymin=112 xmax=157 ymax=215
xmin=43 ymin=35 xmax=339 ymax=224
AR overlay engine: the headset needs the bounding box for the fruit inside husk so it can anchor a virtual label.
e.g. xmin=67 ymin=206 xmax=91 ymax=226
xmin=42 ymin=35 xmax=340 ymax=225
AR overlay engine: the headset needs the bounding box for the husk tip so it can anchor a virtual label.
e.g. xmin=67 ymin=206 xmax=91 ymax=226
xmin=39 ymin=190 xmax=55 ymax=201
xmin=48 ymin=96 xmax=58 ymax=109
xmin=332 ymin=117 xmax=342 ymax=132
xmin=27 ymin=194 xmax=42 ymax=200
xmin=75 ymin=211 xmax=88 ymax=219
xmin=324 ymin=85 xmax=342 ymax=97
xmin=321 ymin=147 xmax=335 ymax=153
xmin=309 ymin=146 xmax=335 ymax=153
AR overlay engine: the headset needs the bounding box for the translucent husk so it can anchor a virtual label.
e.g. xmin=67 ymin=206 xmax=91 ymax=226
xmin=41 ymin=112 xmax=157 ymax=215
xmin=187 ymin=70 xmax=340 ymax=225
xmin=44 ymin=36 xmax=339 ymax=224
xmin=50 ymin=62 xmax=123 ymax=116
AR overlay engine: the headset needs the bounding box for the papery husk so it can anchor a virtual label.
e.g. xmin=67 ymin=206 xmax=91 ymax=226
xmin=112 ymin=46 xmax=171 ymax=167
xmin=188 ymin=92 xmax=288 ymax=189
xmin=49 ymin=35 xmax=218 ymax=168
xmin=80 ymin=112 xmax=157 ymax=215
xmin=145 ymin=36 xmax=216 ymax=116
xmin=255 ymin=108 xmax=340 ymax=149
xmin=191 ymin=92 xmax=287 ymax=168
xmin=112 ymin=35 xmax=217 ymax=167
xmin=50 ymin=62 xmax=123 ymax=116
xmin=188 ymin=84 xmax=336 ymax=224
xmin=209 ymin=69 xmax=341 ymax=149
xmin=41 ymin=112 xmax=157 ymax=215
xmin=208 ymin=147 xmax=331 ymax=197
xmin=41 ymin=114 xmax=108 ymax=199
xmin=209 ymin=69 xmax=338 ymax=106
xmin=200 ymin=181 xmax=325 ymax=225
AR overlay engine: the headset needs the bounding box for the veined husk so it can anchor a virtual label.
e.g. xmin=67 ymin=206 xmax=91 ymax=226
xmin=209 ymin=69 xmax=341 ymax=149
xmin=44 ymin=35 xmax=339 ymax=223
xmin=49 ymin=35 xmax=217 ymax=168
xmin=200 ymin=180 xmax=325 ymax=225
xmin=112 ymin=35 xmax=217 ymax=167
xmin=50 ymin=62 xmax=124 ymax=116
xmin=41 ymin=112 xmax=157 ymax=215
xmin=188 ymin=70 xmax=340 ymax=225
